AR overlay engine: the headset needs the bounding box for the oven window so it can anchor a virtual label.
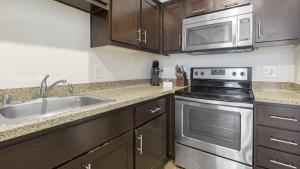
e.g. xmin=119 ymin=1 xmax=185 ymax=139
xmin=187 ymin=21 xmax=233 ymax=46
xmin=182 ymin=104 xmax=241 ymax=151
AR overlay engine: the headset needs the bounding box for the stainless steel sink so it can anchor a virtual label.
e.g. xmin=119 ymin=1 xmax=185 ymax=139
xmin=0 ymin=96 xmax=110 ymax=125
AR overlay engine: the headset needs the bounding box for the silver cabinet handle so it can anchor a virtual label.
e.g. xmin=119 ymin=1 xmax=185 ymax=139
xmin=270 ymin=159 xmax=297 ymax=169
xmin=270 ymin=137 xmax=298 ymax=146
xmin=137 ymin=134 xmax=143 ymax=155
xmin=258 ymin=21 xmax=262 ymax=39
xmin=148 ymin=107 xmax=162 ymax=114
xmin=270 ymin=115 xmax=298 ymax=122
xmin=142 ymin=30 xmax=147 ymax=45
xmin=224 ymin=2 xmax=239 ymax=8
xmin=84 ymin=164 xmax=92 ymax=169
xmin=191 ymin=9 xmax=206 ymax=14
xmin=136 ymin=28 xmax=141 ymax=43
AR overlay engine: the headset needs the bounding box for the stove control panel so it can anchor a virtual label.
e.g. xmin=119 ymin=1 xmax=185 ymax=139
xmin=192 ymin=68 xmax=249 ymax=81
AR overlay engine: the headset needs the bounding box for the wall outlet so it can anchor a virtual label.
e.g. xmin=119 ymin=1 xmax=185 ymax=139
xmin=95 ymin=66 xmax=103 ymax=79
xmin=262 ymin=66 xmax=277 ymax=78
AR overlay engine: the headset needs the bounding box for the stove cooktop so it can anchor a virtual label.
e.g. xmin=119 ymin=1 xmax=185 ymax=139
xmin=175 ymin=86 xmax=254 ymax=103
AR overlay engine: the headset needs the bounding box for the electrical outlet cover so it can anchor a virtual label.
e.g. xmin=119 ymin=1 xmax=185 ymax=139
xmin=262 ymin=66 xmax=277 ymax=78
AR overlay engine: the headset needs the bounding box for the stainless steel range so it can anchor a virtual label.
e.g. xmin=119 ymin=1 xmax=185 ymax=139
xmin=175 ymin=67 xmax=254 ymax=169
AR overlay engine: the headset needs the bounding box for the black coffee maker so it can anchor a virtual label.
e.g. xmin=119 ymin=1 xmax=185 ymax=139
xmin=151 ymin=60 xmax=160 ymax=86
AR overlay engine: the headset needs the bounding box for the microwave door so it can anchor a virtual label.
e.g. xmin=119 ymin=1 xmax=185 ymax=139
xmin=237 ymin=13 xmax=253 ymax=47
xmin=182 ymin=16 xmax=238 ymax=51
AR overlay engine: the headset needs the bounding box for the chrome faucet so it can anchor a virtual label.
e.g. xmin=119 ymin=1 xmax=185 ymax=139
xmin=40 ymin=75 xmax=67 ymax=99
xmin=2 ymin=94 xmax=12 ymax=105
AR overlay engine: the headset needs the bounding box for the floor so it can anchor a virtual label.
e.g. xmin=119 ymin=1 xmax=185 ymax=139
xmin=163 ymin=160 xmax=181 ymax=169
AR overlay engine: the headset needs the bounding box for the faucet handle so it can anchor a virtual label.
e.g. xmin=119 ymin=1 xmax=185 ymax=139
xmin=68 ymin=83 xmax=74 ymax=96
xmin=3 ymin=94 xmax=12 ymax=105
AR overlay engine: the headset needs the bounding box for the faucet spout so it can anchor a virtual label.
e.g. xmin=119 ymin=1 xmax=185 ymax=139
xmin=40 ymin=75 xmax=67 ymax=99
xmin=48 ymin=79 xmax=67 ymax=92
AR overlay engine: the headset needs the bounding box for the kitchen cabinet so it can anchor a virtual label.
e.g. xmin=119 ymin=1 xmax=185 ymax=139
xmin=255 ymin=102 xmax=300 ymax=169
xmin=141 ymin=0 xmax=161 ymax=51
xmin=92 ymin=0 xmax=160 ymax=52
xmin=185 ymin=0 xmax=214 ymax=17
xmin=163 ymin=1 xmax=184 ymax=54
xmin=55 ymin=0 xmax=109 ymax=13
xmin=58 ymin=131 xmax=133 ymax=169
xmin=111 ymin=0 xmax=140 ymax=47
xmin=82 ymin=131 xmax=134 ymax=169
xmin=135 ymin=114 xmax=167 ymax=169
xmin=0 ymin=96 xmax=170 ymax=169
xmin=254 ymin=0 xmax=300 ymax=47
xmin=214 ymin=0 xmax=250 ymax=11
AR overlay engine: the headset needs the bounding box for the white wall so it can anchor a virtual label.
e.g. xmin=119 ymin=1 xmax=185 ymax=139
xmin=0 ymin=0 xmax=155 ymax=89
xmin=294 ymin=45 xmax=300 ymax=84
xmin=158 ymin=46 xmax=297 ymax=82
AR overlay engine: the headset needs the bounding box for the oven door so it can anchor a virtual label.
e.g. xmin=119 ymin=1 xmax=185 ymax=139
xmin=175 ymin=96 xmax=253 ymax=165
xmin=182 ymin=16 xmax=237 ymax=51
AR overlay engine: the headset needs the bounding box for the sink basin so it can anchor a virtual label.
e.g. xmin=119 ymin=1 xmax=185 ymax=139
xmin=0 ymin=96 xmax=110 ymax=125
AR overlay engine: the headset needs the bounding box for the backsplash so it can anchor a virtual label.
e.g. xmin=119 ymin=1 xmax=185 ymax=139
xmin=159 ymin=46 xmax=297 ymax=82
xmin=0 ymin=79 xmax=149 ymax=103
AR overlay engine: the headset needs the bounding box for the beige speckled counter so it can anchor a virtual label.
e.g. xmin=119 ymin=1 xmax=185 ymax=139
xmin=0 ymin=85 xmax=185 ymax=142
xmin=254 ymin=89 xmax=300 ymax=106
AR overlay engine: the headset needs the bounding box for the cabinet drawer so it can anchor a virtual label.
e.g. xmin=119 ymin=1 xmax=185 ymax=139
xmin=257 ymin=104 xmax=300 ymax=132
xmin=257 ymin=147 xmax=300 ymax=169
xmin=135 ymin=98 xmax=166 ymax=127
xmin=0 ymin=108 xmax=133 ymax=169
xmin=258 ymin=126 xmax=300 ymax=156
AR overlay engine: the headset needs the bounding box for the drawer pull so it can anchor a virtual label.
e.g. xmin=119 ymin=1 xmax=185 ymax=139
xmin=270 ymin=159 xmax=297 ymax=169
xmin=191 ymin=9 xmax=206 ymax=14
xmin=270 ymin=115 xmax=298 ymax=122
xmin=270 ymin=137 xmax=298 ymax=146
xmin=148 ymin=107 xmax=162 ymax=114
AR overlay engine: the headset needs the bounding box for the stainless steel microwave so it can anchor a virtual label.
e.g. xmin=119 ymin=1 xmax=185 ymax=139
xmin=182 ymin=5 xmax=253 ymax=53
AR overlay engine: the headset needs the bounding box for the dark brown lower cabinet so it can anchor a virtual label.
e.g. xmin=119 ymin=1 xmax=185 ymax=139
xmin=57 ymin=131 xmax=133 ymax=169
xmin=82 ymin=131 xmax=134 ymax=169
xmin=135 ymin=114 xmax=167 ymax=169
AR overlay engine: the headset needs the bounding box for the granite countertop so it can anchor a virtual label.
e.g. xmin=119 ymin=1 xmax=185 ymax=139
xmin=0 ymin=85 xmax=184 ymax=142
xmin=253 ymin=89 xmax=300 ymax=106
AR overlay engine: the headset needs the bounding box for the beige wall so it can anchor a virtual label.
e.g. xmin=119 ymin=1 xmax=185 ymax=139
xmin=0 ymin=0 xmax=299 ymax=89
xmin=294 ymin=45 xmax=300 ymax=83
xmin=159 ymin=46 xmax=297 ymax=82
xmin=0 ymin=0 xmax=155 ymax=89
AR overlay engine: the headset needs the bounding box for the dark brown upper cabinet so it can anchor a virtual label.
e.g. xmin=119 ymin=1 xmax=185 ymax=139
xmin=163 ymin=1 xmax=184 ymax=54
xmin=55 ymin=0 xmax=109 ymax=13
xmin=141 ymin=0 xmax=161 ymax=51
xmin=254 ymin=0 xmax=300 ymax=47
xmin=135 ymin=114 xmax=166 ymax=169
xmin=214 ymin=0 xmax=250 ymax=11
xmin=111 ymin=0 xmax=140 ymax=47
xmin=185 ymin=0 xmax=214 ymax=17
xmin=91 ymin=0 xmax=160 ymax=53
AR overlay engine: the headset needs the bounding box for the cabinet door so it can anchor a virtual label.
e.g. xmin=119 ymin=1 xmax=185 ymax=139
xmin=135 ymin=114 xmax=166 ymax=169
xmin=111 ymin=0 xmax=140 ymax=46
xmin=255 ymin=0 xmax=300 ymax=44
xmin=56 ymin=159 xmax=81 ymax=169
xmin=185 ymin=0 xmax=214 ymax=17
xmin=163 ymin=1 xmax=184 ymax=53
xmin=141 ymin=0 xmax=160 ymax=51
xmin=214 ymin=0 xmax=250 ymax=11
xmin=82 ymin=131 xmax=134 ymax=169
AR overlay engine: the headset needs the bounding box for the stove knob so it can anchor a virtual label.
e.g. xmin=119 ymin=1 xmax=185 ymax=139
xmin=240 ymin=72 xmax=245 ymax=77
xmin=200 ymin=72 xmax=205 ymax=76
xmin=232 ymin=72 xmax=237 ymax=76
xmin=194 ymin=72 xmax=199 ymax=76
